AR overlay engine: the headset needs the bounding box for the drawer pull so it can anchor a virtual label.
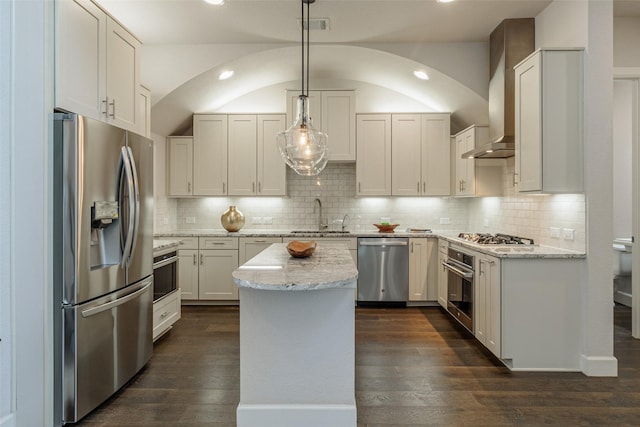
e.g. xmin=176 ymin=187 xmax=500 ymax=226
xmin=160 ymin=311 xmax=170 ymax=318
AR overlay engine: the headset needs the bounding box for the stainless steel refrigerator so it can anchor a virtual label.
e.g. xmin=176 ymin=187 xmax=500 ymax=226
xmin=53 ymin=113 xmax=154 ymax=424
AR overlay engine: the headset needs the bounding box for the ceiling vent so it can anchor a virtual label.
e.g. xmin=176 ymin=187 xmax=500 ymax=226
xmin=297 ymin=18 xmax=330 ymax=31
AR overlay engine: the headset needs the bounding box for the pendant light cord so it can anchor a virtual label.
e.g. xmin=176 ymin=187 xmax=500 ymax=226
xmin=306 ymin=0 xmax=310 ymax=98
xmin=301 ymin=0 xmax=305 ymax=97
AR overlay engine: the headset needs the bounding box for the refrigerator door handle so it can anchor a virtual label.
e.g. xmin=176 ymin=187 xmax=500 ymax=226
xmin=80 ymin=280 xmax=151 ymax=318
xmin=125 ymin=146 xmax=140 ymax=267
xmin=119 ymin=146 xmax=136 ymax=267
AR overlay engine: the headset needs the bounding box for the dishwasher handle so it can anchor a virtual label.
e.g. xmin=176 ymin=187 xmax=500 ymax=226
xmin=359 ymin=241 xmax=408 ymax=247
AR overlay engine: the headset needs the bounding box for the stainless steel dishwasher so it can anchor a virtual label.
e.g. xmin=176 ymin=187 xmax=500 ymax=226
xmin=357 ymin=237 xmax=409 ymax=305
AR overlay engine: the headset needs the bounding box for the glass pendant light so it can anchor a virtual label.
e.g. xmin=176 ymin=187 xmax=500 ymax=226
xmin=277 ymin=0 xmax=328 ymax=176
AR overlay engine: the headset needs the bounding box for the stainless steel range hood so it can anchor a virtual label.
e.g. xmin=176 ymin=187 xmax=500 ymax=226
xmin=463 ymin=19 xmax=534 ymax=159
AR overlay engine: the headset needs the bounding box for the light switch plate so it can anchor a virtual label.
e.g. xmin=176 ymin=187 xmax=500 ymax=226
xmin=186 ymin=216 xmax=196 ymax=224
xmin=550 ymin=227 xmax=560 ymax=238
xmin=439 ymin=217 xmax=450 ymax=225
xmin=252 ymin=217 xmax=263 ymax=224
xmin=563 ymin=228 xmax=575 ymax=240
xmin=263 ymin=217 xmax=273 ymax=225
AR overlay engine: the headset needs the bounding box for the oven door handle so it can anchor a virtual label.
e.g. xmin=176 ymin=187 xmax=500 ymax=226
xmin=443 ymin=261 xmax=474 ymax=279
xmin=153 ymin=255 xmax=178 ymax=270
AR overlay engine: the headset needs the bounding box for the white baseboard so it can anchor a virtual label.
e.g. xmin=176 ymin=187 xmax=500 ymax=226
xmin=580 ymin=355 xmax=619 ymax=376
xmin=0 ymin=414 xmax=15 ymax=427
xmin=237 ymin=403 xmax=357 ymax=427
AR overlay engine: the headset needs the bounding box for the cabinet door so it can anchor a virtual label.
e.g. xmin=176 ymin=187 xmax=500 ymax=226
xmin=55 ymin=0 xmax=106 ymax=120
xmin=193 ymin=114 xmax=228 ymax=195
xmin=198 ymin=250 xmax=239 ymax=300
xmin=239 ymin=237 xmax=283 ymax=265
xmin=178 ymin=249 xmax=199 ymax=300
xmin=408 ymin=239 xmax=428 ymax=300
xmin=454 ymin=129 xmax=476 ymax=197
xmin=391 ymin=114 xmax=422 ymax=196
xmin=167 ymin=137 xmax=193 ymax=196
xmin=515 ymin=52 xmax=542 ymax=192
xmin=228 ymin=115 xmax=258 ymax=196
xmin=356 ymin=114 xmax=391 ymax=196
xmin=422 ymin=114 xmax=451 ymax=196
xmin=321 ymin=91 xmax=356 ymax=161
xmin=257 ymin=115 xmax=286 ymax=196
xmin=105 ymin=17 xmax=140 ymax=131
xmin=138 ymin=84 xmax=151 ymax=138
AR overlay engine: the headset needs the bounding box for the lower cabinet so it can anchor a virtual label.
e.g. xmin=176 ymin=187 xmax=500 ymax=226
xmin=153 ymin=290 xmax=181 ymax=341
xmin=176 ymin=236 xmax=239 ymax=302
xmin=475 ymin=253 xmax=501 ymax=358
xmin=437 ymin=239 xmax=448 ymax=308
xmin=408 ymin=238 xmax=438 ymax=301
xmin=239 ymin=237 xmax=283 ymax=264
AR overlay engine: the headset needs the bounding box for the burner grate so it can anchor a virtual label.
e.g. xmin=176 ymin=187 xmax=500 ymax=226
xmin=458 ymin=232 xmax=534 ymax=245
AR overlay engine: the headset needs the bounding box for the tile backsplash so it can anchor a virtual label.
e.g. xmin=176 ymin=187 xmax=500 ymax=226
xmin=154 ymin=163 xmax=469 ymax=234
xmin=154 ymin=160 xmax=586 ymax=252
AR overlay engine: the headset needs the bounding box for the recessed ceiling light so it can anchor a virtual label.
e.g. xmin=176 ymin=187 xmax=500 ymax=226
xmin=204 ymin=0 xmax=225 ymax=5
xmin=219 ymin=70 xmax=234 ymax=80
xmin=414 ymin=70 xmax=429 ymax=80
xmin=437 ymin=0 xmax=455 ymax=3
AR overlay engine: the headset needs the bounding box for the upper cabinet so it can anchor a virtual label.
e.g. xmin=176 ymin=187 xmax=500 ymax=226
xmin=356 ymin=114 xmax=392 ymax=196
xmin=286 ymin=90 xmax=356 ymax=161
xmin=514 ymin=49 xmax=583 ymax=194
xmin=55 ymin=0 xmax=141 ymax=132
xmin=453 ymin=125 xmax=502 ymax=198
xmin=391 ymin=113 xmax=451 ymax=196
xmin=168 ymin=114 xmax=286 ymax=197
xmin=193 ymin=114 xmax=228 ymax=196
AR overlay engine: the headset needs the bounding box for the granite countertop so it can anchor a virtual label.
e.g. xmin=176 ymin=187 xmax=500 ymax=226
xmin=441 ymin=236 xmax=586 ymax=259
xmin=154 ymin=230 xmax=586 ymax=259
xmin=232 ymin=243 xmax=358 ymax=291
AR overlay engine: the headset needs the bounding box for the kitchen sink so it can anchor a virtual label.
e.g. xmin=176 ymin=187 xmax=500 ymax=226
xmin=290 ymin=230 xmax=351 ymax=234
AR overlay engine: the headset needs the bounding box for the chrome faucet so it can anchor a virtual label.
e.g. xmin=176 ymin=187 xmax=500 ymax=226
xmin=341 ymin=214 xmax=350 ymax=232
xmin=313 ymin=198 xmax=328 ymax=230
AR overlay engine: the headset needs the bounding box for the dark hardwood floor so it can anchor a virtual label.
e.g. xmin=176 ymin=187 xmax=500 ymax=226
xmin=77 ymin=304 xmax=640 ymax=426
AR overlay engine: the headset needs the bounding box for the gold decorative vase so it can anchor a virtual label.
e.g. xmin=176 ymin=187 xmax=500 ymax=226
xmin=221 ymin=205 xmax=245 ymax=232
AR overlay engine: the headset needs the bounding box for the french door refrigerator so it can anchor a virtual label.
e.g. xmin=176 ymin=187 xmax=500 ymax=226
xmin=53 ymin=113 xmax=154 ymax=424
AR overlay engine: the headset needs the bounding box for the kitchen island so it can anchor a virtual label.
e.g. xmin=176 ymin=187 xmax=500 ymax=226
xmin=232 ymin=243 xmax=358 ymax=427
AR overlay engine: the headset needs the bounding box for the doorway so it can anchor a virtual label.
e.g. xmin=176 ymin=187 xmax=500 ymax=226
xmin=614 ymin=77 xmax=640 ymax=338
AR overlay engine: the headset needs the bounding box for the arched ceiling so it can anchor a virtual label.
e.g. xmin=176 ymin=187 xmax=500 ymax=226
xmin=151 ymin=44 xmax=488 ymax=136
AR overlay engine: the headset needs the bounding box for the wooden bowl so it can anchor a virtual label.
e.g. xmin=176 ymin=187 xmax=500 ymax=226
xmin=374 ymin=223 xmax=400 ymax=233
xmin=287 ymin=240 xmax=317 ymax=258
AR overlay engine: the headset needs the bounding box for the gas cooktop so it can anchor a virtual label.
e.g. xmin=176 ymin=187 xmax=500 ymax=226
xmin=457 ymin=232 xmax=535 ymax=245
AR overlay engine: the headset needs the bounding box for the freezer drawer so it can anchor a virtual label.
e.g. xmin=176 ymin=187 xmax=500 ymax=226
xmin=62 ymin=278 xmax=153 ymax=423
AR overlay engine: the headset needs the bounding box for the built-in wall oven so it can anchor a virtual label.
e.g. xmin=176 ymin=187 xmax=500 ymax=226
xmin=152 ymin=247 xmax=178 ymax=302
xmin=443 ymin=247 xmax=474 ymax=332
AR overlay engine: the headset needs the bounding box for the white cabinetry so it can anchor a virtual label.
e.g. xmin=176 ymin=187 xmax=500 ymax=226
xmin=257 ymin=115 xmax=287 ymax=196
xmin=175 ymin=236 xmax=239 ymax=301
xmin=228 ymin=115 xmax=258 ymax=196
xmin=55 ymin=0 xmax=140 ymax=131
xmin=286 ymin=90 xmax=356 ymax=161
xmin=408 ymin=238 xmax=438 ymax=301
xmin=453 ymin=125 xmax=502 ymax=197
xmin=170 ymin=114 xmax=286 ymax=197
xmin=475 ymin=253 xmax=501 ymax=358
xmin=239 ymin=237 xmax=283 ymax=264
xmin=167 ymin=136 xmax=193 ymax=196
xmin=356 ymin=114 xmax=392 ymax=196
xmin=514 ymin=49 xmax=583 ymax=193
xmin=138 ymin=84 xmax=151 ymax=137
xmin=193 ymin=114 xmax=228 ymax=196
xmin=437 ymin=239 xmax=449 ymax=308
xmin=392 ymin=114 xmax=451 ymax=196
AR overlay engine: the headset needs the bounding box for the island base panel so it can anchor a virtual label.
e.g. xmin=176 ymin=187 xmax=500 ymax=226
xmin=237 ymin=284 xmax=356 ymax=427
